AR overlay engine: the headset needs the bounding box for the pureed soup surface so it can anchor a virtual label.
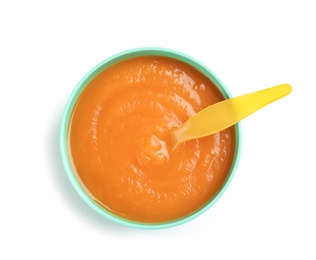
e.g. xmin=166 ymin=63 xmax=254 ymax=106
xmin=69 ymin=56 xmax=236 ymax=223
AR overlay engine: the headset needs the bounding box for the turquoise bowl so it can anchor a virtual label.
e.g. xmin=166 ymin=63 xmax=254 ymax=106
xmin=60 ymin=47 xmax=242 ymax=229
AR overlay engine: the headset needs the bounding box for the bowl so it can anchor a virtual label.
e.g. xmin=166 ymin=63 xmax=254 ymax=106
xmin=60 ymin=47 xmax=242 ymax=229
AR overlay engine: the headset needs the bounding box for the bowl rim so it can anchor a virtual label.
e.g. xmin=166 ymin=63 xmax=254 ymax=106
xmin=59 ymin=47 xmax=242 ymax=229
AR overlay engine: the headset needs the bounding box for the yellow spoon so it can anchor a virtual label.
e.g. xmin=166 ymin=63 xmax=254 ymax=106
xmin=170 ymin=84 xmax=292 ymax=151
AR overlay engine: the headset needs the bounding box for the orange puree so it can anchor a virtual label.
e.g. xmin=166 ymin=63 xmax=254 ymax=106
xmin=69 ymin=56 xmax=236 ymax=223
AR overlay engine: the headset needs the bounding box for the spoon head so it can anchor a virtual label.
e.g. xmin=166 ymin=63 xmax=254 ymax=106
xmin=170 ymin=122 xmax=192 ymax=151
xmin=170 ymin=129 xmax=180 ymax=152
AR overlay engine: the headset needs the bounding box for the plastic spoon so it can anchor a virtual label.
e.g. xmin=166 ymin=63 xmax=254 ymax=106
xmin=170 ymin=84 xmax=292 ymax=151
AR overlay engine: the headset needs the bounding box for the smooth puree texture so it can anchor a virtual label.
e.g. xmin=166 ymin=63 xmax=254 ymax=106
xmin=69 ymin=56 xmax=236 ymax=223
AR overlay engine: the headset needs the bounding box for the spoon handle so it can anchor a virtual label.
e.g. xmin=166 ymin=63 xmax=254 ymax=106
xmin=171 ymin=84 xmax=292 ymax=150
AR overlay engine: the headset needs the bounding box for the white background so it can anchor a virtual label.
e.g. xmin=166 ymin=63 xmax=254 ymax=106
xmin=1 ymin=0 xmax=315 ymax=259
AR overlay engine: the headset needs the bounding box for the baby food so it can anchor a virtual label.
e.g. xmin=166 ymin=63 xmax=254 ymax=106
xmin=68 ymin=56 xmax=236 ymax=223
